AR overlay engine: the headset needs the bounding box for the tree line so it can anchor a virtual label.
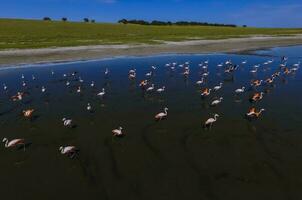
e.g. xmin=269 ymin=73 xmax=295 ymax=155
xmin=43 ymin=17 xmax=95 ymax=23
xmin=118 ymin=19 xmax=240 ymax=27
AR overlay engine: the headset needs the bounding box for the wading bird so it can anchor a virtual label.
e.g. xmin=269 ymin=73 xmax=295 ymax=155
xmin=235 ymin=87 xmax=245 ymax=94
xmin=62 ymin=118 xmax=73 ymax=127
xmin=112 ymin=127 xmax=124 ymax=137
xmin=246 ymin=108 xmax=265 ymax=118
xmin=201 ymin=88 xmax=211 ymax=97
xmin=11 ymin=92 xmax=25 ymax=101
xmin=156 ymin=86 xmax=165 ymax=93
xmin=250 ymin=92 xmax=264 ymax=102
xmin=204 ymin=114 xmax=219 ymax=128
xmin=146 ymin=84 xmax=155 ymax=92
xmin=196 ymin=78 xmax=204 ymax=85
xmin=87 ymin=103 xmax=92 ymax=111
xmin=211 ymin=97 xmax=223 ymax=106
xmin=2 ymin=138 xmax=26 ymax=151
xmin=41 ymin=86 xmax=46 ymax=93
xmin=213 ymin=83 xmax=223 ymax=91
xmin=3 ymin=84 xmax=7 ymax=91
xmin=155 ymin=107 xmax=168 ymax=121
xmin=97 ymin=88 xmax=105 ymax=97
xmin=23 ymin=109 xmax=34 ymax=118
xmin=251 ymin=80 xmax=263 ymax=87
xmin=90 ymin=81 xmax=95 ymax=87
xmin=59 ymin=146 xmax=78 ymax=158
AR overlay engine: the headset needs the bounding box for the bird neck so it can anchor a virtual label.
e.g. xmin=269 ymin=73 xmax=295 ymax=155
xmin=4 ymin=140 xmax=8 ymax=147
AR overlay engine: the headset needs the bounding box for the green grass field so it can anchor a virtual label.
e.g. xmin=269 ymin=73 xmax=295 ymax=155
xmin=1 ymin=18 xmax=302 ymax=49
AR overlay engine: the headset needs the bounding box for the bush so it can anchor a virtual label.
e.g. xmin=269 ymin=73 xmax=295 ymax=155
xmin=83 ymin=18 xmax=89 ymax=23
xmin=43 ymin=17 xmax=51 ymax=21
xmin=62 ymin=17 xmax=67 ymax=22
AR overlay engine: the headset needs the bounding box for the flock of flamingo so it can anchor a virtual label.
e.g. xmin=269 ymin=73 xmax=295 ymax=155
xmin=1 ymin=56 xmax=300 ymax=158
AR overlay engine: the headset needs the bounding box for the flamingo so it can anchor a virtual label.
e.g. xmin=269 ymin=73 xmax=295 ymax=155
xmin=284 ymin=68 xmax=291 ymax=75
xmin=129 ymin=72 xmax=136 ymax=79
xmin=41 ymin=86 xmax=46 ymax=93
xmin=139 ymin=80 xmax=148 ymax=88
xmin=23 ymin=109 xmax=34 ymax=118
xmin=112 ymin=127 xmax=124 ymax=137
xmin=145 ymin=71 xmax=153 ymax=77
xmin=250 ymin=92 xmax=264 ymax=102
xmin=250 ymin=68 xmax=258 ymax=73
xmin=66 ymin=81 xmax=70 ymax=86
xmin=59 ymin=146 xmax=78 ymax=158
xmin=293 ymin=62 xmax=300 ymax=67
xmin=97 ymin=88 xmax=105 ymax=97
xmin=225 ymin=60 xmax=232 ymax=65
xmin=2 ymin=138 xmax=26 ymax=151
xmin=211 ymin=97 xmax=223 ymax=106
xmin=201 ymin=88 xmax=211 ymax=97
xmin=3 ymin=84 xmax=7 ymax=90
xmin=22 ymin=81 xmax=26 ymax=87
xmin=104 ymin=68 xmax=110 ymax=76
xmin=183 ymin=70 xmax=190 ymax=76
xmin=129 ymin=69 xmax=136 ymax=74
xmin=146 ymin=84 xmax=155 ymax=92
xmin=62 ymin=118 xmax=73 ymax=127
xmin=156 ymin=86 xmax=165 ymax=93
xmin=265 ymin=77 xmax=275 ymax=84
xmin=235 ymin=87 xmax=245 ymax=94
xmin=246 ymin=108 xmax=265 ymax=118
xmin=87 ymin=103 xmax=92 ymax=111
xmin=155 ymin=107 xmax=168 ymax=121
xmin=204 ymin=114 xmax=219 ymax=128
xmin=90 ymin=81 xmax=95 ymax=87
xmin=77 ymin=86 xmax=81 ymax=93
xmin=272 ymin=72 xmax=280 ymax=78
xmin=79 ymin=77 xmax=84 ymax=83
xmin=202 ymin=72 xmax=210 ymax=77
xmin=251 ymin=80 xmax=263 ymax=87
xmin=213 ymin=83 xmax=223 ymax=91
xmin=291 ymin=67 xmax=299 ymax=72
xmin=11 ymin=92 xmax=24 ymax=101
xmin=196 ymin=78 xmax=204 ymax=85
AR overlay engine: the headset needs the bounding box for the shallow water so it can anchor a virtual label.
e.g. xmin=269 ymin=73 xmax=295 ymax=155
xmin=0 ymin=46 xmax=302 ymax=200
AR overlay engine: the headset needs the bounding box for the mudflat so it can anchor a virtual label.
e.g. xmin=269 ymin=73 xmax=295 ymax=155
xmin=1 ymin=35 xmax=302 ymax=66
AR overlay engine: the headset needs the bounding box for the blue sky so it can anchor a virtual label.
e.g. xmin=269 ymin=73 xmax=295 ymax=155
xmin=1 ymin=0 xmax=302 ymax=27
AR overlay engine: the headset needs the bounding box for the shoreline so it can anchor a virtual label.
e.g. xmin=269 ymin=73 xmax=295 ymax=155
xmin=1 ymin=35 xmax=302 ymax=67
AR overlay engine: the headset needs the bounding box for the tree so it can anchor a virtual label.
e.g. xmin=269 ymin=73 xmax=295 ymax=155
xmin=83 ymin=18 xmax=89 ymax=23
xmin=243 ymin=25 xmax=247 ymax=28
xmin=118 ymin=19 xmax=128 ymax=24
xmin=117 ymin=19 xmax=237 ymax=27
xmin=91 ymin=19 xmax=95 ymax=23
xmin=43 ymin=17 xmax=51 ymax=21
xmin=62 ymin=17 xmax=67 ymax=22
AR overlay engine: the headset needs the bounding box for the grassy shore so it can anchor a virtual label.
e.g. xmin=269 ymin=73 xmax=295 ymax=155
xmin=1 ymin=18 xmax=302 ymax=50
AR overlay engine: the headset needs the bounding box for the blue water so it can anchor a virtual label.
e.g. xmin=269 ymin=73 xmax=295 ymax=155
xmin=0 ymin=47 xmax=302 ymax=200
